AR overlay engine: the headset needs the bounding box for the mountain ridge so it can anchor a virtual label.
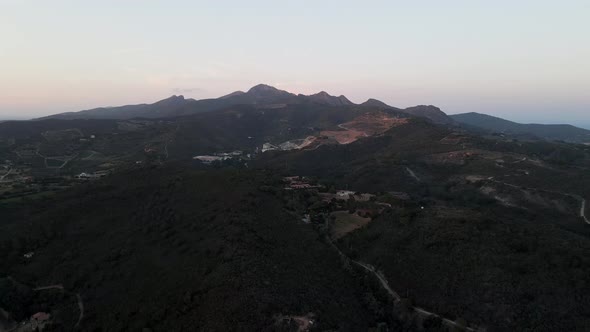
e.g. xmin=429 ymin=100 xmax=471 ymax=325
xmin=452 ymin=112 xmax=590 ymax=143
xmin=35 ymin=84 xmax=588 ymax=143
xmin=39 ymin=84 xmax=452 ymax=123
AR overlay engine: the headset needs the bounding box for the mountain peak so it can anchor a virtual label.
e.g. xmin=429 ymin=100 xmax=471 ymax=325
xmin=402 ymin=105 xmax=454 ymax=125
xmin=314 ymin=91 xmax=331 ymax=97
xmin=361 ymin=98 xmax=390 ymax=108
xmin=247 ymin=84 xmax=280 ymax=94
xmin=307 ymin=91 xmax=354 ymax=106
xmin=154 ymin=95 xmax=186 ymax=106
xmin=245 ymin=84 xmax=295 ymax=100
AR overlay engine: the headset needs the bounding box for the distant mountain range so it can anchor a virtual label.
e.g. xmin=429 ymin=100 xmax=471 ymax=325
xmin=39 ymin=84 xmax=348 ymax=120
xmin=38 ymin=83 xmax=590 ymax=143
xmin=40 ymin=84 xmax=452 ymax=124
xmin=451 ymin=112 xmax=590 ymax=143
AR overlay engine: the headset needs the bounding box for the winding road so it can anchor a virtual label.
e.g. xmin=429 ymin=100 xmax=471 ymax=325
xmin=326 ymin=237 xmax=475 ymax=331
xmin=487 ymin=178 xmax=589 ymax=225
xmin=35 ymin=147 xmax=78 ymax=169
xmin=351 ymin=261 xmax=401 ymax=302
xmin=33 ymin=284 xmax=84 ymax=329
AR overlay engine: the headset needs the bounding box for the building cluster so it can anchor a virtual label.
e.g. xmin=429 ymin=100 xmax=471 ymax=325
xmin=320 ymin=190 xmax=375 ymax=202
xmin=193 ymin=150 xmax=248 ymax=165
xmin=262 ymin=143 xmax=280 ymax=153
xmin=75 ymin=170 xmax=110 ymax=180
xmin=0 ymin=161 xmax=33 ymax=187
xmin=31 ymin=312 xmax=51 ymax=331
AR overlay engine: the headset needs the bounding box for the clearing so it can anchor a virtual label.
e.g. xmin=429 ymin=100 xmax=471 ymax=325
xmin=330 ymin=211 xmax=372 ymax=239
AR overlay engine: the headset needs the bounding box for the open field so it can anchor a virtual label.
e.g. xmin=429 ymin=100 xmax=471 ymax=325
xmin=330 ymin=210 xmax=372 ymax=239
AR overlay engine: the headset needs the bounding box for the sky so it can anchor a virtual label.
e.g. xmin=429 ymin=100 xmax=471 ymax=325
xmin=1 ymin=0 xmax=589 ymax=127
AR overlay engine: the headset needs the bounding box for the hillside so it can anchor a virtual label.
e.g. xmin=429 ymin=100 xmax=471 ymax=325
xmin=0 ymin=168 xmax=392 ymax=331
xmin=40 ymin=85 xmax=352 ymax=120
xmin=0 ymin=103 xmax=416 ymax=204
xmin=253 ymin=119 xmax=590 ymax=330
xmin=2 ymin=90 xmax=590 ymax=331
xmin=1 ymin=114 xmax=590 ymax=330
xmin=402 ymin=105 xmax=455 ymax=125
xmin=452 ymin=112 xmax=590 ymax=143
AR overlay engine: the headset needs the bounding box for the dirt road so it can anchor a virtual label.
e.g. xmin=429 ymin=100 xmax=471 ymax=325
xmin=581 ymin=198 xmax=589 ymax=224
xmin=326 ymin=237 xmax=475 ymax=331
xmin=33 ymin=284 xmax=64 ymax=291
xmin=405 ymin=167 xmax=421 ymax=182
xmin=488 ymin=178 xmax=589 ymax=225
xmin=75 ymin=293 xmax=84 ymax=329
xmin=0 ymin=168 xmax=12 ymax=181
xmin=33 ymin=284 xmax=84 ymax=329
xmin=351 ymin=261 xmax=401 ymax=302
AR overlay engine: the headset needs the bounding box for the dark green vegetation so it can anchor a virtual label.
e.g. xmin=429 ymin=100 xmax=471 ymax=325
xmin=0 ymin=98 xmax=410 ymax=202
xmin=0 ymin=277 xmax=79 ymax=331
xmin=2 ymin=85 xmax=590 ymax=331
xmin=340 ymin=205 xmax=590 ymax=331
xmin=255 ymin=119 xmax=590 ymax=331
xmin=452 ymin=112 xmax=590 ymax=143
xmin=1 ymin=168 xmax=390 ymax=331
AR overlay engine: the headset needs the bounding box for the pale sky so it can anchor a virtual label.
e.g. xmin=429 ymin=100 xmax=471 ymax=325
xmin=1 ymin=0 xmax=589 ymax=127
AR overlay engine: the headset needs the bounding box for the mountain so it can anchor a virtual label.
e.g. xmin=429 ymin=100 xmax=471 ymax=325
xmin=402 ymin=105 xmax=455 ymax=125
xmin=3 ymin=97 xmax=590 ymax=330
xmin=452 ymin=112 xmax=590 ymax=143
xmin=41 ymin=84 xmax=453 ymax=123
xmin=39 ymin=95 xmax=196 ymax=120
xmin=305 ymin=91 xmax=354 ymax=106
xmin=359 ymin=100 xmax=454 ymax=125
xmin=360 ymin=98 xmax=394 ymax=109
xmin=41 ymin=84 xmax=344 ymax=120
xmin=219 ymin=90 xmax=245 ymax=99
xmin=244 ymin=83 xmax=297 ymax=102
